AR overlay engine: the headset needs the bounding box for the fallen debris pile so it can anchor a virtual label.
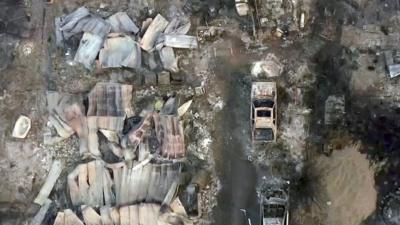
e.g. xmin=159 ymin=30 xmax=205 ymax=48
xmin=44 ymin=83 xmax=189 ymax=162
xmin=35 ymin=80 xmax=208 ymax=225
xmin=251 ymin=53 xmax=283 ymax=78
xmin=56 ymin=6 xmax=198 ymax=74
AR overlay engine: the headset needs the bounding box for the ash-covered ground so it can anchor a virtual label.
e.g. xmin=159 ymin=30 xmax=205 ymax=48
xmin=1 ymin=0 xmax=400 ymax=225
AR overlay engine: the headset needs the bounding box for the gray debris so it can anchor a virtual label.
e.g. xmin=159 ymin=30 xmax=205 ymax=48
xmin=60 ymin=6 xmax=90 ymax=32
xmin=99 ymin=34 xmax=141 ymax=68
xmin=164 ymin=17 xmax=191 ymax=35
xmin=143 ymin=51 xmax=159 ymax=71
xmin=74 ymin=32 xmax=104 ymax=69
xmin=55 ymin=17 xmax=63 ymax=46
xmin=107 ymin=12 xmax=139 ymax=34
xmin=164 ymin=34 xmax=198 ymax=49
xmin=160 ymin=96 xmax=176 ymax=115
xmin=384 ymin=50 xmax=400 ymax=78
xmin=251 ymin=53 xmax=284 ymax=78
xmin=141 ymin=18 xmax=153 ymax=35
xmin=384 ymin=50 xmax=394 ymax=66
xmin=30 ymin=199 xmax=52 ymax=225
xmin=33 ymin=160 xmax=63 ymax=206
xmin=140 ymin=14 xmax=169 ymax=52
xmin=62 ymin=16 xmax=111 ymax=39
xmin=144 ymin=70 xmax=157 ymax=85
xmin=388 ymin=64 xmax=400 ymax=78
xmin=158 ymin=71 xmax=171 ymax=85
xmin=159 ymin=47 xmax=179 ymax=73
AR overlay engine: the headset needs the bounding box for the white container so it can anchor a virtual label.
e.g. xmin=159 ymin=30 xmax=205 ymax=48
xmin=12 ymin=115 xmax=31 ymax=138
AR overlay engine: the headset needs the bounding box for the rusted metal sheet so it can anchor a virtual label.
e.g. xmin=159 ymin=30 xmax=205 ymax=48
xmin=55 ymin=17 xmax=64 ymax=46
xmin=53 ymin=212 xmax=65 ymax=225
xmin=140 ymin=14 xmax=169 ymax=52
xmin=99 ymin=207 xmax=113 ymax=225
xmin=45 ymin=91 xmax=89 ymax=154
xmin=33 ymin=160 xmax=63 ymax=206
xmin=60 ymin=7 xmax=90 ymax=33
xmin=68 ymin=161 xmax=113 ymax=207
xmin=123 ymin=114 xmax=152 ymax=150
xmin=163 ymin=34 xmax=198 ymax=49
xmin=159 ymin=47 xmax=178 ymax=73
xmin=164 ymin=17 xmax=191 ymax=35
xmin=53 ymin=202 xmax=189 ymax=225
xmin=87 ymin=83 xmax=134 ymax=118
xmin=60 ymin=7 xmax=111 ymax=39
xmin=30 ymin=199 xmax=52 ymax=225
xmin=68 ymin=161 xmax=180 ymax=207
xmin=154 ymin=114 xmax=185 ymax=159
xmin=82 ymin=206 xmax=102 ymax=225
xmin=87 ymin=83 xmax=134 ymax=132
xmin=74 ymin=32 xmax=104 ymax=69
xmin=99 ymin=34 xmax=141 ymax=69
xmin=64 ymin=209 xmax=85 ymax=225
xmin=107 ymin=12 xmax=139 ymax=34
xmin=64 ymin=16 xmax=111 ymax=39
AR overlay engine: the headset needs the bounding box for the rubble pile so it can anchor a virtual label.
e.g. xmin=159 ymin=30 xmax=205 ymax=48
xmin=281 ymin=104 xmax=310 ymax=161
xmin=56 ymin=6 xmax=198 ymax=87
xmin=14 ymin=3 xmax=216 ymax=224
xmin=33 ymin=81 xmax=212 ymax=224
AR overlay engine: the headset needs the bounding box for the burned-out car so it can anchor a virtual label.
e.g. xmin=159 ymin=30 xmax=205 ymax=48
xmin=258 ymin=178 xmax=289 ymax=225
xmin=251 ymin=82 xmax=277 ymax=143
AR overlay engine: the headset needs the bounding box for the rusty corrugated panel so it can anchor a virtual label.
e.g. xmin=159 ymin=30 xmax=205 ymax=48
xmin=68 ymin=161 xmax=180 ymax=207
xmin=124 ymin=113 xmax=152 ymax=150
xmin=87 ymin=83 xmax=133 ymax=156
xmin=87 ymin=83 xmax=133 ymax=131
xmin=55 ymin=204 xmax=163 ymax=225
xmin=154 ymin=114 xmax=185 ymax=159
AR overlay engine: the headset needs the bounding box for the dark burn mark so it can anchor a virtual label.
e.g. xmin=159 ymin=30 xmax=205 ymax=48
xmin=0 ymin=0 xmax=31 ymax=38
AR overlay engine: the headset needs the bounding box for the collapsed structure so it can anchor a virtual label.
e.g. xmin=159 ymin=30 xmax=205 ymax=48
xmin=40 ymin=80 xmax=193 ymax=224
xmin=55 ymin=6 xmax=197 ymax=85
xmin=29 ymin=6 xmax=202 ymax=223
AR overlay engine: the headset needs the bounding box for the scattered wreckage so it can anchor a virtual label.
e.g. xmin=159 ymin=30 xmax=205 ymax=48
xmin=251 ymin=54 xmax=284 ymax=78
xmin=23 ymin=67 xmax=206 ymax=225
xmin=384 ymin=50 xmax=400 ymax=78
xmin=31 ymin=83 xmax=205 ymax=225
xmin=251 ymin=82 xmax=277 ymax=143
xmin=55 ymin=6 xmax=198 ymax=78
xmin=31 ymin=79 xmax=202 ymax=225
xmin=235 ymin=0 xmax=307 ymax=37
